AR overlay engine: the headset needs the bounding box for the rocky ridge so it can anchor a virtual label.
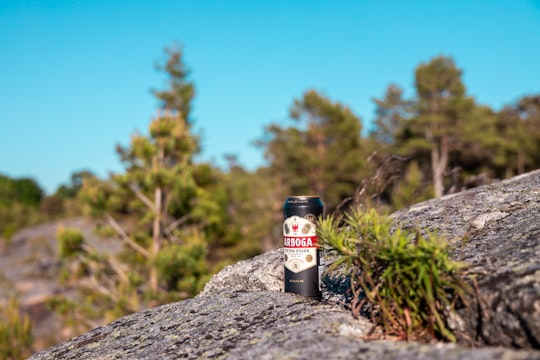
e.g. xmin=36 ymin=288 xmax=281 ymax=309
xmin=29 ymin=170 xmax=540 ymax=359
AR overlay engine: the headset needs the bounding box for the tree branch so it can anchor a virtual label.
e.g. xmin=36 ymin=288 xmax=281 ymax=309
xmin=81 ymin=244 xmax=131 ymax=285
xmin=104 ymin=253 xmax=131 ymax=285
xmin=106 ymin=214 xmax=151 ymax=258
xmin=166 ymin=214 xmax=191 ymax=233
xmin=129 ymin=183 xmax=155 ymax=211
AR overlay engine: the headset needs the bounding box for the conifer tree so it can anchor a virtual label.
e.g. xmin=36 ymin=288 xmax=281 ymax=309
xmin=261 ymin=89 xmax=368 ymax=211
xmin=51 ymin=47 xmax=219 ymax=337
xmin=405 ymin=56 xmax=475 ymax=197
xmin=371 ymin=84 xmax=411 ymax=148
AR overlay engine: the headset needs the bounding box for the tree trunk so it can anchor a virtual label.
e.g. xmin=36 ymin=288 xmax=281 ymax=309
xmin=149 ymin=185 xmax=162 ymax=293
xmin=150 ymin=146 xmax=165 ymax=293
xmin=517 ymin=151 xmax=525 ymax=174
xmin=431 ymin=137 xmax=449 ymax=198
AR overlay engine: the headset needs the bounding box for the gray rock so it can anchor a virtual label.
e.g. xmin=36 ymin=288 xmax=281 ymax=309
xmin=29 ymin=171 xmax=540 ymax=359
xmin=28 ymin=291 xmax=537 ymax=360
xmin=392 ymin=170 xmax=540 ymax=348
xmin=200 ymin=248 xmax=283 ymax=295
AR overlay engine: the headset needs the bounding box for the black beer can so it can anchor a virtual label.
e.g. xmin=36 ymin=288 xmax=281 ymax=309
xmin=283 ymin=196 xmax=324 ymax=300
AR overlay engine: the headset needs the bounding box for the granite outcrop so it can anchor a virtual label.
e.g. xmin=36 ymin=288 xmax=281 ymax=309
xmin=30 ymin=170 xmax=540 ymax=359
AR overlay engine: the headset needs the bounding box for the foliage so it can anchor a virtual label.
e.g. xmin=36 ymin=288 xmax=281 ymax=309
xmin=154 ymin=240 xmax=209 ymax=293
xmin=57 ymin=225 xmax=85 ymax=258
xmin=318 ymin=209 xmax=470 ymax=342
xmin=0 ymin=175 xmax=43 ymax=207
xmin=0 ymin=171 xmax=89 ymax=242
xmin=258 ymin=89 xmax=373 ymax=246
xmin=53 ymin=223 xmax=148 ymax=330
xmin=152 ymin=45 xmax=195 ymax=123
xmin=4 ymin=50 xmax=540 ymax=351
xmin=0 ymin=203 xmax=44 ymax=246
xmin=368 ymin=56 xmax=540 ymax=200
xmin=0 ymin=298 xmax=33 ymax=360
xmin=390 ymin=161 xmax=433 ymax=209
xmin=370 ymin=83 xmax=412 ymax=148
xmin=496 ymin=96 xmax=540 ymax=176
xmin=37 ymin=170 xmax=95 ymax=220
xmin=407 ymin=56 xmax=475 ymax=198
xmin=217 ymin=158 xmax=276 ymax=255
xmin=55 ymin=170 xmax=95 ymax=200
xmin=50 ymin=46 xmax=256 ymax=338
xmin=0 ymin=175 xmax=45 ymax=241
xmin=47 ymin=295 xmax=103 ymax=338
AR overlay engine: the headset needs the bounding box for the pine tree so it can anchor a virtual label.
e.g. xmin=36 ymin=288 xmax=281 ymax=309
xmin=261 ymin=89 xmax=369 ymax=211
xmin=370 ymin=84 xmax=411 ymax=148
xmin=405 ymin=56 xmax=475 ymax=197
xmin=51 ymin=47 xmax=219 ymax=337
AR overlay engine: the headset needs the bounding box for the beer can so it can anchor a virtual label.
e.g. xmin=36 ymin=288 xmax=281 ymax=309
xmin=283 ymin=196 xmax=324 ymax=300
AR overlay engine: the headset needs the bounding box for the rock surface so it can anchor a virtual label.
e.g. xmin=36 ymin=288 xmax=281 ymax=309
xmin=0 ymin=217 xmax=120 ymax=350
xmin=392 ymin=170 xmax=540 ymax=348
xmin=29 ymin=171 xmax=540 ymax=359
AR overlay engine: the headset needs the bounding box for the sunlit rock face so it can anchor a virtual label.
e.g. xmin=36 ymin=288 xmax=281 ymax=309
xmin=29 ymin=170 xmax=540 ymax=360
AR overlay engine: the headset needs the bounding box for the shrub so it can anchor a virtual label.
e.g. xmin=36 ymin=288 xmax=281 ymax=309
xmin=57 ymin=226 xmax=85 ymax=258
xmin=0 ymin=298 xmax=33 ymax=359
xmin=317 ymin=208 xmax=470 ymax=341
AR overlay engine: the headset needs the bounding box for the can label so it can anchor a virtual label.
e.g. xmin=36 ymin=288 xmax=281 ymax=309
xmin=283 ymin=196 xmax=324 ymax=300
xmin=283 ymin=216 xmax=318 ymax=273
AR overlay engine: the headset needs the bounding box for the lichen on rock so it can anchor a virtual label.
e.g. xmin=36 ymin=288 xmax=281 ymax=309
xmin=29 ymin=170 xmax=540 ymax=359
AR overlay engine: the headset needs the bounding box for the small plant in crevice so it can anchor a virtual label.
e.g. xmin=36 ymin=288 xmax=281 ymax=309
xmin=317 ymin=208 xmax=470 ymax=342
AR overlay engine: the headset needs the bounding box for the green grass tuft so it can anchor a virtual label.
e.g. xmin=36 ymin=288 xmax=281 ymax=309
xmin=318 ymin=208 xmax=470 ymax=342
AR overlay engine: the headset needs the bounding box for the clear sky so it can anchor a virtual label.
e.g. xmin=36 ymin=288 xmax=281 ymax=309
xmin=1 ymin=1 xmax=539 ymax=194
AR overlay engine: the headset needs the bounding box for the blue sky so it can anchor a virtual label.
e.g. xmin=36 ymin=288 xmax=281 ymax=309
xmin=1 ymin=1 xmax=539 ymax=194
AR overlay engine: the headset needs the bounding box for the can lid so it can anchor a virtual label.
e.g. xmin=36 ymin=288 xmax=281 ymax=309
xmin=286 ymin=195 xmax=320 ymax=198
